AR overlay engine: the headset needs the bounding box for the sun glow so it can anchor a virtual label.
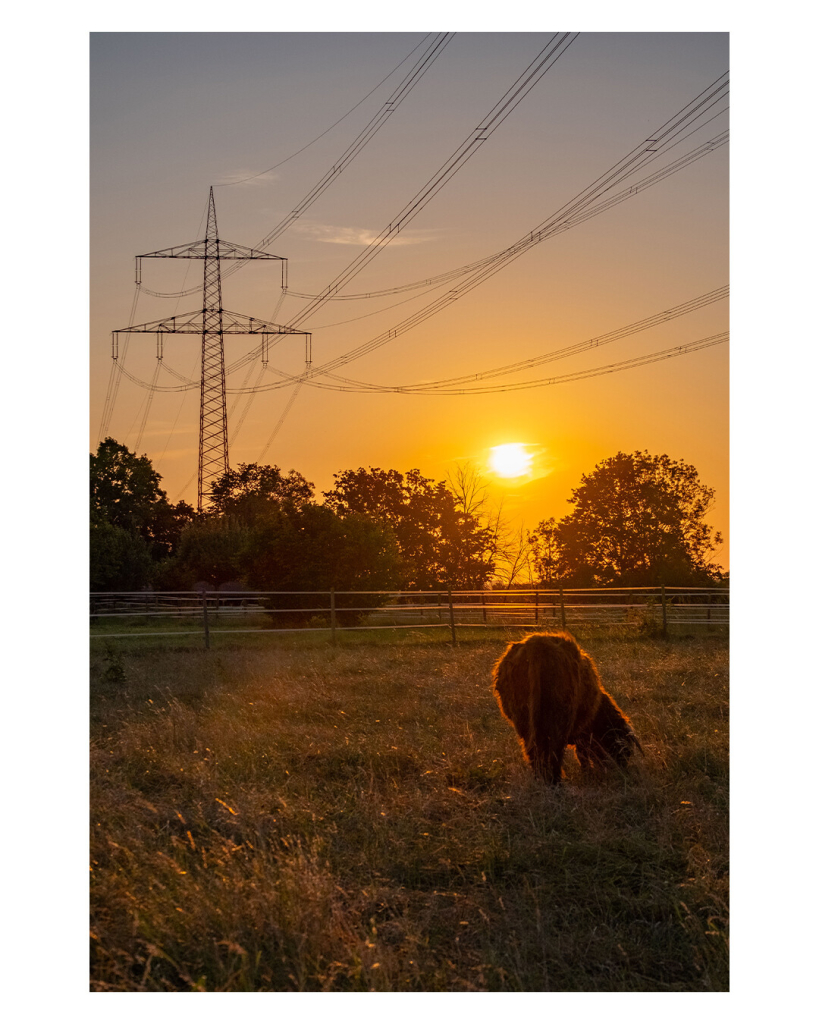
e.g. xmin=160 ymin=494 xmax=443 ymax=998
xmin=489 ymin=443 xmax=533 ymax=479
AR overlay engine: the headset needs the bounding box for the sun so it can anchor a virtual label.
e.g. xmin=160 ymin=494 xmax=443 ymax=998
xmin=489 ymin=443 xmax=533 ymax=479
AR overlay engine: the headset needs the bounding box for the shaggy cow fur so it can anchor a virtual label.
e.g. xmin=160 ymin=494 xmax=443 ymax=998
xmin=492 ymin=631 xmax=641 ymax=784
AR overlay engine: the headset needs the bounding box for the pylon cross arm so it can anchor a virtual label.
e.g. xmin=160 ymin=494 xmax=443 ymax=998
xmin=137 ymin=240 xmax=286 ymax=261
xmin=113 ymin=310 xmax=309 ymax=337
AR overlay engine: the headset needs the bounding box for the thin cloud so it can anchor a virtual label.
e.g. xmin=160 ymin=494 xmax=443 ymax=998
xmin=292 ymin=221 xmax=438 ymax=247
xmin=213 ymin=170 xmax=280 ymax=188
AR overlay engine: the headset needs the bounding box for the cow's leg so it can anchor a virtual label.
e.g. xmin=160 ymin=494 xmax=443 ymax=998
xmin=533 ymin=721 xmax=565 ymax=785
xmin=575 ymin=736 xmax=593 ymax=771
xmin=525 ymin=740 xmax=549 ymax=780
xmin=547 ymin=745 xmax=565 ymax=785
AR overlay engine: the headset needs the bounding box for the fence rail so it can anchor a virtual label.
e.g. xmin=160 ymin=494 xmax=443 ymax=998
xmin=90 ymin=586 xmax=728 ymax=647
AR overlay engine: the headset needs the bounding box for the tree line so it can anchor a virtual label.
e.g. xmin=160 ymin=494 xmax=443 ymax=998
xmin=90 ymin=438 xmax=725 ymax=594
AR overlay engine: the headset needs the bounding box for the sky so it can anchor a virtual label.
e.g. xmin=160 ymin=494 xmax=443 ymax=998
xmin=11 ymin=7 xmax=819 ymax=1016
xmin=90 ymin=30 xmax=729 ymax=568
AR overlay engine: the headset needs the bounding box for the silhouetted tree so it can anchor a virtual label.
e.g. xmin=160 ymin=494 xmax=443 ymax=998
xmin=208 ymin=463 xmax=314 ymax=523
xmin=528 ymin=517 xmax=566 ymax=585
xmin=91 ymin=438 xmax=168 ymax=542
xmin=243 ymin=504 xmax=401 ymax=593
xmin=543 ymin=451 xmax=724 ymax=586
xmin=324 ymin=467 xmax=494 ymax=588
xmin=166 ymin=516 xmax=251 ymax=589
xmin=90 ymin=438 xmax=198 ymax=585
xmin=90 ymin=511 xmax=153 ymax=591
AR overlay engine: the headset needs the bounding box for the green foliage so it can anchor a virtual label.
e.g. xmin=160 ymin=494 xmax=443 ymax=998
xmin=324 ymin=467 xmax=494 ymax=589
xmin=171 ymin=517 xmax=252 ymax=589
xmin=158 ymin=501 xmax=401 ymax=620
xmin=243 ymin=503 xmax=400 ymax=593
xmin=90 ymin=439 xmax=197 ymax=588
xmin=208 ymin=463 xmax=314 ymax=523
xmin=90 ymin=512 xmax=154 ymax=591
xmin=530 ymin=452 xmax=724 ymax=587
xmin=244 ymin=504 xmax=402 ymax=624
xmin=91 ymin=445 xmax=724 ymax=599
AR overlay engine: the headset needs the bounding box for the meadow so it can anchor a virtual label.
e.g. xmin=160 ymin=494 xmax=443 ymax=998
xmin=90 ymin=627 xmax=728 ymax=992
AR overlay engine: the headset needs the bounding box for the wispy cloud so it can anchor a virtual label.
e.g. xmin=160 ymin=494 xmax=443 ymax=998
xmin=292 ymin=221 xmax=438 ymax=247
xmin=212 ymin=170 xmax=280 ymax=188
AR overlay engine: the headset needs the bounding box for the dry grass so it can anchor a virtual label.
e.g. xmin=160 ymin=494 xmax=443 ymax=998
xmin=90 ymin=629 xmax=728 ymax=991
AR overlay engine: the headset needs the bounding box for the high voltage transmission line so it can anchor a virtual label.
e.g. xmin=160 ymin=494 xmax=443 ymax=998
xmin=103 ymin=33 xmax=581 ymax=495
xmin=284 ymin=33 xmax=579 ymax=330
xmin=208 ymin=72 xmax=727 ymax=398
xmin=286 ymin=333 xmax=730 ymax=395
xmin=318 ymin=287 xmax=730 ymax=393
xmin=101 ymin=44 xmax=728 ymax=489
xmin=214 ymin=33 xmax=442 ymax=188
xmin=106 ymin=37 xmax=450 ymax=452
xmin=290 ymin=74 xmax=728 ymax=384
xmin=295 ymin=127 xmax=728 ymax=332
xmin=104 ymin=108 xmax=727 ymax=432
xmin=118 ymin=75 xmax=727 ymax=401
xmin=138 ymin=33 xmax=454 ymax=300
xmin=113 ymin=283 xmax=727 ymax=398
xmin=111 ymin=188 xmax=310 ymax=510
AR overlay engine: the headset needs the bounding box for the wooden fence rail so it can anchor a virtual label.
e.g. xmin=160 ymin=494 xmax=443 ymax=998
xmin=91 ymin=586 xmax=729 ymax=648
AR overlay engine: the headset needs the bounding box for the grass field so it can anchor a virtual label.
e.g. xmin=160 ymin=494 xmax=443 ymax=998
xmin=90 ymin=628 xmax=728 ymax=992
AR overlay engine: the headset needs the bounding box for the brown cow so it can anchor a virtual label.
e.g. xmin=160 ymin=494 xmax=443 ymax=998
xmin=492 ymin=631 xmax=642 ymax=784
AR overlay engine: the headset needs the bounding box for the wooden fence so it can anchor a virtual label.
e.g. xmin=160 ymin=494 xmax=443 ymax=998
xmin=90 ymin=586 xmax=729 ymax=648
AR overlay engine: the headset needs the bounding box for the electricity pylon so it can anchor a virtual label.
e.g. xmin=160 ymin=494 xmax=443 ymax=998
xmin=113 ymin=188 xmax=311 ymax=511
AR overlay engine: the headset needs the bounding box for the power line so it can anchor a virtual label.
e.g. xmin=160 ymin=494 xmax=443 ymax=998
xmin=223 ymin=81 xmax=728 ymax=397
xmin=105 ymin=61 xmax=728 ymax=470
xmin=298 ymin=80 xmax=728 ymax=381
xmin=139 ymin=33 xmax=454 ymax=300
xmin=258 ymin=380 xmax=305 ymax=462
xmin=285 ymin=333 xmax=729 ymax=395
xmin=290 ymin=125 xmax=727 ymax=328
xmin=213 ymin=33 xmax=438 ymax=187
xmin=285 ymin=33 xmax=579 ymax=330
xmin=98 ymin=283 xmax=141 ymax=441
xmin=114 ymin=126 xmax=728 ymax=399
xmin=322 ymin=286 xmax=729 ymax=393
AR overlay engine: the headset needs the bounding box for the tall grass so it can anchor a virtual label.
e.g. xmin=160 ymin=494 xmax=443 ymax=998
xmin=90 ymin=630 xmax=728 ymax=991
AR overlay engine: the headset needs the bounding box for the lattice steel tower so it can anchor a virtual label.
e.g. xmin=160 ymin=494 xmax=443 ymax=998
xmin=113 ymin=188 xmax=311 ymax=510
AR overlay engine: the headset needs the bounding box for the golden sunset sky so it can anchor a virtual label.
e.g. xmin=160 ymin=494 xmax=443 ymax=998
xmin=90 ymin=31 xmax=729 ymax=565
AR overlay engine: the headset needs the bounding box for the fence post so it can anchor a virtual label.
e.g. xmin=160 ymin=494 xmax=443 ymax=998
xmin=661 ymin=585 xmax=668 ymax=637
xmin=330 ymin=588 xmax=337 ymax=645
xmin=559 ymin=588 xmax=566 ymax=629
xmin=447 ymin=589 xmax=457 ymax=644
xmin=481 ymin=591 xmax=487 ymax=624
xmin=534 ymin=590 xmax=539 ymax=625
xmin=202 ymin=590 xmax=210 ymax=649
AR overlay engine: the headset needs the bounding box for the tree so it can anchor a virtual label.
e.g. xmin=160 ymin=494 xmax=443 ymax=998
xmin=90 ymin=512 xmax=153 ymax=591
xmin=208 ymin=463 xmax=314 ymax=523
xmin=243 ymin=504 xmax=401 ymax=593
xmin=492 ymin=522 xmax=535 ymax=589
xmin=547 ymin=451 xmax=724 ymax=586
xmin=528 ymin=517 xmax=566 ymax=585
xmin=161 ymin=499 xmax=401 ymax=621
xmin=448 ymin=462 xmax=534 ymax=589
xmin=323 ymin=467 xmax=495 ymax=589
xmin=91 ymin=438 xmax=170 ymax=543
xmin=90 ymin=438 xmax=197 ymax=585
xmin=167 ymin=516 xmax=251 ymax=589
